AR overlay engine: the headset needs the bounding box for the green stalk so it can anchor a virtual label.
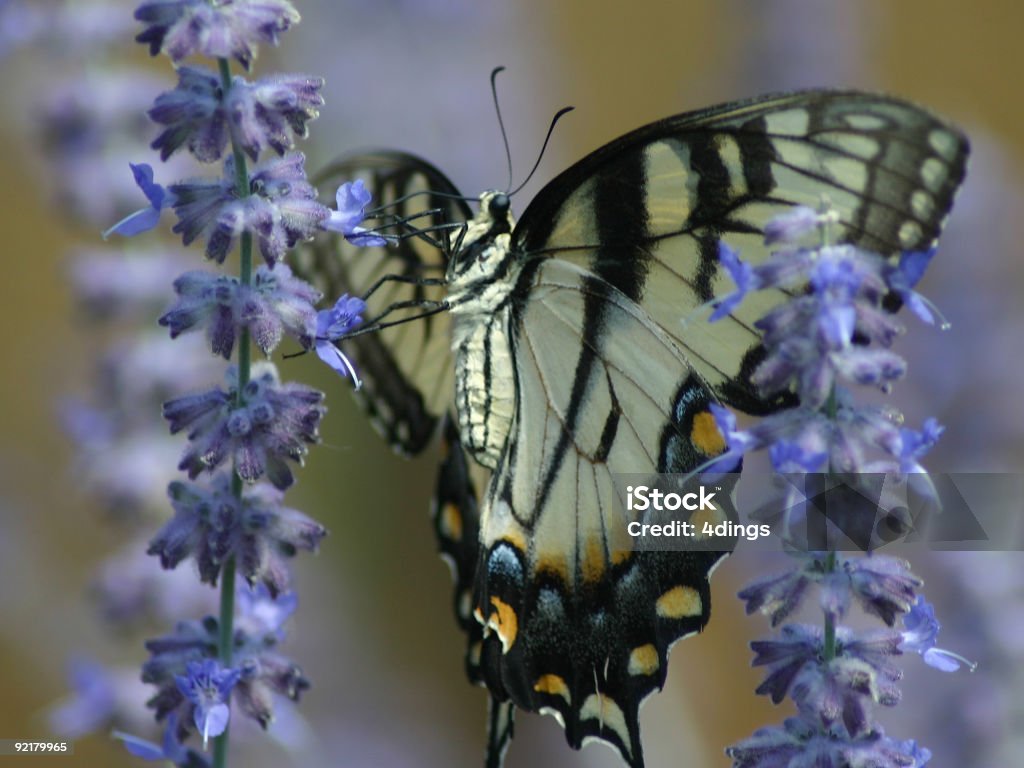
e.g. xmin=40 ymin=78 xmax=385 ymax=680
xmin=211 ymin=55 xmax=254 ymax=768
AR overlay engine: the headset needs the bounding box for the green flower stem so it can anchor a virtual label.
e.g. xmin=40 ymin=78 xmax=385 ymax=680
xmin=218 ymin=57 xmax=253 ymax=394
xmin=212 ymin=55 xmax=254 ymax=768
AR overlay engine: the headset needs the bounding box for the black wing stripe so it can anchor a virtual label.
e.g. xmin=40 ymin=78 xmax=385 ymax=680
xmin=528 ymin=143 xmax=654 ymax=517
xmin=735 ymin=115 xmax=780 ymax=197
xmin=590 ymin=147 xmax=651 ymax=302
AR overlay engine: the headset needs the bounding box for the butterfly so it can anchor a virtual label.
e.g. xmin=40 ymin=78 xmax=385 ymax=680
xmin=294 ymin=90 xmax=968 ymax=767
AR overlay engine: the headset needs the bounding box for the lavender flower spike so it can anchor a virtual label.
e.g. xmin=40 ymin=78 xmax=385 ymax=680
xmin=102 ymin=163 xmax=175 ymax=239
xmin=324 ymin=180 xmax=388 ymax=247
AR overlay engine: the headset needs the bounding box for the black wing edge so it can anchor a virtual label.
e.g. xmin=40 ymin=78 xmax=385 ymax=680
xmin=514 ymin=89 xmax=969 ymax=257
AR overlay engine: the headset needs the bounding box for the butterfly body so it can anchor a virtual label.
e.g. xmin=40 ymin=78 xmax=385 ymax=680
xmin=300 ymin=90 xmax=968 ymax=768
xmin=448 ymin=193 xmax=519 ymax=468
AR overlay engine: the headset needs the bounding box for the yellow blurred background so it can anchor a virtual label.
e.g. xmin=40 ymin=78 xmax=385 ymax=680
xmin=1 ymin=1 xmax=1022 ymax=766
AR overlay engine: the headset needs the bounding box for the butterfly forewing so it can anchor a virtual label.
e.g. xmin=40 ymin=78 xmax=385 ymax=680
xmin=512 ymin=91 xmax=968 ymax=412
xmin=298 ymin=151 xmax=471 ymax=454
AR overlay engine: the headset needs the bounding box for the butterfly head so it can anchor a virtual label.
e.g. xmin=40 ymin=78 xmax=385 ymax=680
xmin=447 ymin=190 xmax=517 ymax=286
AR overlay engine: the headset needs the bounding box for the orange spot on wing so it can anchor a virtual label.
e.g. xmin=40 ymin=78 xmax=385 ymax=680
xmin=439 ymin=502 xmax=463 ymax=541
xmin=627 ymin=644 xmax=660 ymax=676
xmin=488 ymin=596 xmax=518 ymax=652
xmin=691 ymin=410 xmax=726 ymax=456
xmin=656 ymin=585 xmax=703 ymax=619
xmin=533 ymin=673 xmax=571 ymax=702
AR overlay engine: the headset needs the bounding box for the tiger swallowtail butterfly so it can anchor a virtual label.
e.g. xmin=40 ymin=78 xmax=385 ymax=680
xmin=294 ymin=89 xmax=968 ymax=767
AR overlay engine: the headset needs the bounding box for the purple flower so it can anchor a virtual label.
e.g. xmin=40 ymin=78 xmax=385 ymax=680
xmin=738 ymin=563 xmax=815 ymax=627
xmin=148 ymin=65 xmax=227 ymax=163
xmin=159 ymin=263 xmax=320 ymax=357
xmin=244 ymin=262 xmax=321 ymax=352
xmin=115 ymin=713 xmax=209 ymax=767
xmin=727 ymin=716 xmax=932 ymax=768
xmin=751 ymin=624 xmax=904 ymax=737
xmin=314 ymin=294 xmax=366 ymax=385
xmin=713 ymin=215 xmax=931 ymax=421
xmin=791 ymin=629 xmax=904 ymax=735
xmin=831 ymin=348 xmax=907 ymax=391
xmin=103 ymin=163 xmax=176 ymax=238
xmin=846 ymin=556 xmax=922 ymax=626
xmin=710 ymin=241 xmax=760 ymax=321
xmin=233 ymin=651 xmax=309 ymax=730
xmin=149 ymin=66 xmax=324 ymax=163
xmin=162 ymin=362 xmax=325 ymax=490
xmin=763 ymin=205 xmax=828 ymax=245
xmin=170 ymin=153 xmax=328 ymax=266
xmin=751 ymin=624 xmax=822 ymax=704
xmin=769 ymin=440 xmax=828 ymax=473
xmin=900 ymin=597 xmax=976 ymax=672
xmin=323 ymin=180 xmax=388 ymax=247
xmin=152 ymin=473 xmax=327 ymax=595
xmin=226 ymin=73 xmax=324 ymax=160
xmin=175 ymin=659 xmax=241 ymax=745
xmin=144 ymin=611 xmax=309 ymax=735
xmin=898 ymin=418 xmax=944 ymax=474
xmin=887 ymin=249 xmax=938 ymax=324
xmin=236 ymin=583 xmax=297 ymax=638
xmin=160 ymin=270 xmax=239 ymax=357
xmin=135 ymin=0 xmax=300 ymax=70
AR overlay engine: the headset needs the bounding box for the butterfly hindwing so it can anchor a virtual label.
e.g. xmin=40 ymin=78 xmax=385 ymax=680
xmin=471 ymin=258 xmax=734 ymax=766
xmin=300 ymin=151 xmax=469 ymax=454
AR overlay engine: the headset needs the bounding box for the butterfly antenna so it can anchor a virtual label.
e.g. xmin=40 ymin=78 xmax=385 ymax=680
xmin=490 ymin=66 xmax=514 ymax=193
xmin=509 ymin=106 xmax=574 ymax=197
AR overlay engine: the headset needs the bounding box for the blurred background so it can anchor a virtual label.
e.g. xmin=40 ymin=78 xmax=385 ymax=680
xmin=1 ymin=1 xmax=1022 ymax=766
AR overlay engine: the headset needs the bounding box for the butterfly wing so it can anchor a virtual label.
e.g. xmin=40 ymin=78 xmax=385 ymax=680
xmin=468 ymin=91 xmax=967 ymax=765
xmin=513 ymin=90 xmax=969 ymax=412
xmin=299 ymin=151 xmax=471 ymax=454
xmin=472 ymin=258 xmax=735 ymax=767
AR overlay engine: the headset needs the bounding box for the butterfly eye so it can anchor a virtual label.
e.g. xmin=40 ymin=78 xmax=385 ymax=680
xmin=488 ymin=193 xmax=511 ymax=218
